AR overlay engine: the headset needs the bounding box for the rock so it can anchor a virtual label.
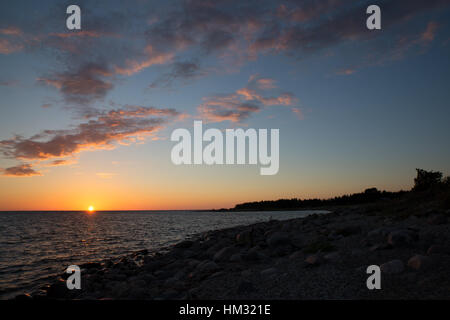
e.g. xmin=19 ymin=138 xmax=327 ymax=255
xmin=128 ymin=287 xmax=147 ymax=299
xmin=387 ymin=230 xmax=415 ymax=247
xmin=46 ymin=279 xmax=71 ymax=298
xmin=289 ymin=250 xmax=303 ymax=260
xmin=236 ymin=229 xmax=254 ymax=246
xmin=241 ymin=269 xmax=252 ymax=278
xmin=427 ymin=245 xmax=450 ymax=255
xmin=213 ymin=246 xmax=236 ymax=262
xmin=111 ymin=282 xmax=128 ymax=298
xmin=229 ymin=253 xmax=242 ymax=262
xmin=305 ymin=254 xmax=322 ymax=266
xmin=407 ymin=255 xmax=432 ymax=271
xmin=242 ymin=246 xmax=264 ymax=262
xmin=260 ymin=267 xmax=277 ymax=276
xmin=196 ymin=260 xmax=220 ymax=274
xmin=324 ymin=252 xmax=340 ymax=262
xmin=79 ymin=262 xmax=102 ymax=270
xmin=237 ymin=280 xmax=256 ymax=294
xmin=369 ymin=243 xmax=392 ymax=252
xmin=266 ymin=232 xmax=290 ymax=247
xmin=335 ymin=225 xmax=361 ymax=237
xmin=154 ymin=270 xmax=172 ymax=280
xmin=174 ymin=240 xmax=194 ymax=249
xmin=427 ymin=215 xmax=448 ymax=225
xmin=186 ymin=259 xmax=201 ymax=268
xmin=380 ymin=259 xmax=404 ymax=274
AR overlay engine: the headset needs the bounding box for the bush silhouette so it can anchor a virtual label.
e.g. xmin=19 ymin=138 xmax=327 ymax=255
xmin=413 ymin=169 xmax=443 ymax=192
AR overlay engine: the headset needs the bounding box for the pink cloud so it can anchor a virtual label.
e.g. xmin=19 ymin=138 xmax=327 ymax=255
xmin=0 ymin=27 xmax=23 ymax=36
xmin=0 ymin=105 xmax=180 ymax=176
xmin=114 ymin=45 xmax=174 ymax=76
xmin=420 ymin=22 xmax=438 ymax=42
xmin=0 ymin=38 xmax=23 ymax=54
xmin=198 ymin=75 xmax=297 ymax=122
xmin=291 ymin=108 xmax=304 ymax=120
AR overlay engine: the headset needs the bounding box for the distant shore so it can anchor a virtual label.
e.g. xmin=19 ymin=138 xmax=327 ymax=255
xmin=17 ymin=197 xmax=450 ymax=300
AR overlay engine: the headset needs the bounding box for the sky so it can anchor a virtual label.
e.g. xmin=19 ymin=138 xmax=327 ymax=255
xmin=1 ymin=0 xmax=450 ymax=211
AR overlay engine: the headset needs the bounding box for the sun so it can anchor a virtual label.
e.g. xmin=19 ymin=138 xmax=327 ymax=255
xmin=87 ymin=206 xmax=95 ymax=213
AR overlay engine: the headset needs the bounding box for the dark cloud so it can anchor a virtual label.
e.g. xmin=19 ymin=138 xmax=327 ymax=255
xmin=0 ymin=80 xmax=18 ymax=86
xmin=2 ymin=164 xmax=41 ymax=177
xmin=37 ymin=63 xmax=113 ymax=104
xmin=149 ymin=60 xmax=206 ymax=88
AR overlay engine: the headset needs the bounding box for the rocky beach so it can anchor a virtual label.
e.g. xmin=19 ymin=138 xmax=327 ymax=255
xmin=18 ymin=195 xmax=450 ymax=300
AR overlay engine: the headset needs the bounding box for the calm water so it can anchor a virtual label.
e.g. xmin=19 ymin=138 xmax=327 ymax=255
xmin=0 ymin=210 xmax=326 ymax=299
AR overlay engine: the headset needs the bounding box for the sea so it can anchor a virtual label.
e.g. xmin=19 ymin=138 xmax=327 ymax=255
xmin=0 ymin=210 xmax=327 ymax=299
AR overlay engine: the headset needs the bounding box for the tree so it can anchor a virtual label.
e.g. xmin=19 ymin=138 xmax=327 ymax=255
xmin=413 ymin=169 xmax=443 ymax=191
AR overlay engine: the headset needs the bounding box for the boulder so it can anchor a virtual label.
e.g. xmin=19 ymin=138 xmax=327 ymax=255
xmin=237 ymin=280 xmax=256 ymax=294
xmin=236 ymin=230 xmax=254 ymax=246
xmin=266 ymin=232 xmax=290 ymax=247
xmin=260 ymin=267 xmax=278 ymax=276
xmin=213 ymin=246 xmax=236 ymax=262
xmin=427 ymin=215 xmax=448 ymax=225
xmin=289 ymin=250 xmax=303 ymax=260
xmin=324 ymin=252 xmax=340 ymax=262
xmin=380 ymin=259 xmax=404 ymax=274
xmin=387 ymin=230 xmax=415 ymax=247
xmin=305 ymin=254 xmax=322 ymax=266
xmin=407 ymin=255 xmax=432 ymax=271
xmin=196 ymin=260 xmax=220 ymax=274
xmin=427 ymin=245 xmax=450 ymax=255
xmin=174 ymin=240 xmax=194 ymax=249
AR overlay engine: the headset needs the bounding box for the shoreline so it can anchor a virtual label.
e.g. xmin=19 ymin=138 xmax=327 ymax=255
xmin=15 ymin=203 xmax=450 ymax=300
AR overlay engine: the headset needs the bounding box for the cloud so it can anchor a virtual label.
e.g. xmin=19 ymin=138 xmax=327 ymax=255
xmin=114 ymin=45 xmax=174 ymax=76
xmin=420 ymin=22 xmax=439 ymax=43
xmin=49 ymin=30 xmax=119 ymax=39
xmin=45 ymin=159 xmax=77 ymax=167
xmin=276 ymin=0 xmax=343 ymax=23
xmin=236 ymin=88 xmax=296 ymax=106
xmin=198 ymin=94 xmax=261 ymax=123
xmin=0 ymin=26 xmax=23 ymax=36
xmin=37 ymin=63 xmax=114 ymax=104
xmin=291 ymin=108 xmax=304 ymax=120
xmin=1 ymin=163 xmax=41 ymax=177
xmin=336 ymin=68 xmax=357 ymax=76
xmin=0 ymin=80 xmax=18 ymax=86
xmin=0 ymin=38 xmax=23 ymax=54
xmin=198 ymin=75 xmax=297 ymax=123
xmin=0 ymin=105 xmax=180 ymax=175
xmin=249 ymin=0 xmax=449 ymax=57
xmin=149 ymin=60 xmax=206 ymax=88
xmin=256 ymin=78 xmax=276 ymax=90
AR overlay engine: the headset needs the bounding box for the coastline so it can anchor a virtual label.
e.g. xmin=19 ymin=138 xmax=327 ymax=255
xmin=15 ymin=201 xmax=450 ymax=300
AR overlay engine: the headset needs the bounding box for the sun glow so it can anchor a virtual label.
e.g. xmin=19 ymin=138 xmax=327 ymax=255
xmin=88 ymin=205 xmax=95 ymax=213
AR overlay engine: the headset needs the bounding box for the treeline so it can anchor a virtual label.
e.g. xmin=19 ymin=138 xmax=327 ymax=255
xmin=231 ymin=188 xmax=406 ymax=211
xmin=227 ymin=169 xmax=450 ymax=211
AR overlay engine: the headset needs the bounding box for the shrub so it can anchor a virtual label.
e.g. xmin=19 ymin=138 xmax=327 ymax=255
xmin=413 ymin=168 xmax=443 ymax=192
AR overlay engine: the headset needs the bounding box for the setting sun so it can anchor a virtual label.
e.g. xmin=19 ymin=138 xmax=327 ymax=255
xmin=88 ymin=206 xmax=95 ymax=213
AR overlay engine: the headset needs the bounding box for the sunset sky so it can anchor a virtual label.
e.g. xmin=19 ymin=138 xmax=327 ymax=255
xmin=1 ymin=0 xmax=450 ymax=210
